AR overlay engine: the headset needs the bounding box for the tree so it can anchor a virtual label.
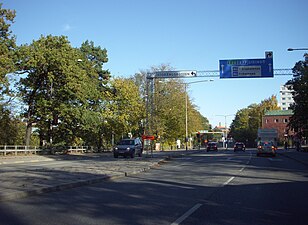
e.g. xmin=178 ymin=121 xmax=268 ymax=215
xmin=107 ymin=78 xmax=145 ymax=140
xmin=286 ymin=59 xmax=308 ymax=138
xmin=131 ymin=64 xmax=210 ymax=148
xmin=16 ymin=35 xmax=106 ymax=146
xmin=0 ymin=3 xmax=16 ymax=99
xmin=229 ymin=95 xmax=280 ymax=147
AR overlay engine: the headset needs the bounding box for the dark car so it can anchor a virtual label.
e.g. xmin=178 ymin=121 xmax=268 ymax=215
xmin=113 ymin=138 xmax=143 ymax=158
xmin=207 ymin=142 xmax=218 ymax=152
xmin=234 ymin=142 xmax=246 ymax=152
xmin=257 ymin=141 xmax=276 ymax=157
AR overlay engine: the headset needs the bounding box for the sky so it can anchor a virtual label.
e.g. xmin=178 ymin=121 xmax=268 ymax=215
xmin=3 ymin=0 xmax=308 ymax=127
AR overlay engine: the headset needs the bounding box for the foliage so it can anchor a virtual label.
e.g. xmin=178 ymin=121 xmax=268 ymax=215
xmin=16 ymin=35 xmax=109 ymax=146
xmin=286 ymin=59 xmax=308 ymax=137
xmin=0 ymin=105 xmax=24 ymax=145
xmin=107 ymin=78 xmax=145 ymax=141
xmin=131 ymin=65 xmax=210 ymax=148
xmin=0 ymin=3 xmax=16 ymax=99
xmin=229 ymin=95 xmax=280 ymax=147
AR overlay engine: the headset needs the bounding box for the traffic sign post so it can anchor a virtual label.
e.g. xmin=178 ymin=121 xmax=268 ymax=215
xmin=147 ymin=70 xmax=197 ymax=79
xmin=219 ymin=52 xmax=273 ymax=79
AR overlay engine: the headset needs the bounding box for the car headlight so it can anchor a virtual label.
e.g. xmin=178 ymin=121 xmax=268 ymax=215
xmin=114 ymin=147 xmax=118 ymax=150
xmin=126 ymin=147 xmax=130 ymax=150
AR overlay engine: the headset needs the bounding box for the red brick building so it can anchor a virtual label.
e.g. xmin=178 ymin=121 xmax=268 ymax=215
xmin=262 ymin=110 xmax=294 ymax=142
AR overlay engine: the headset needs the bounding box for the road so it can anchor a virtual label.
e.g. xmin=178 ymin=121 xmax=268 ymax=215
xmin=0 ymin=149 xmax=308 ymax=225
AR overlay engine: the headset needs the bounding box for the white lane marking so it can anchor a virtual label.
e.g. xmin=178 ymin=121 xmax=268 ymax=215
xmin=171 ymin=203 xmax=202 ymax=225
xmin=239 ymin=167 xmax=245 ymax=172
xmin=223 ymin=176 xmax=235 ymax=186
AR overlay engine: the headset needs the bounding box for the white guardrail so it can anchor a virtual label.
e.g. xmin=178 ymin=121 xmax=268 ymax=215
xmin=0 ymin=146 xmax=92 ymax=156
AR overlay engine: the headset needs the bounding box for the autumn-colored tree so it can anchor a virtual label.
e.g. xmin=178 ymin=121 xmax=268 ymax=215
xmin=229 ymin=95 xmax=280 ymax=147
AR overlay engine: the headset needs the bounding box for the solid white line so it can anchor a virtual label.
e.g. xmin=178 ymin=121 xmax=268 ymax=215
xmin=171 ymin=203 xmax=202 ymax=225
xmin=223 ymin=176 xmax=235 ymax=186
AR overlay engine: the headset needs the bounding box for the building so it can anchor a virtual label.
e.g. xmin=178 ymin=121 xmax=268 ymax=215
xmin=279 ymin=84 xmax=294 ymax=110
xmin=262 ymin=110 xmax=294 ymax=142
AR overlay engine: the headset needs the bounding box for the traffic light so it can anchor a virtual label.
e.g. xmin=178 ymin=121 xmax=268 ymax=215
xmin=196 ymin=132 xmax=201 ymax=143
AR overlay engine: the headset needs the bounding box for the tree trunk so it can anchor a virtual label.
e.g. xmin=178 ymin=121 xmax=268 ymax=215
xmin=25 ymin=122 xmax=32 ymax=146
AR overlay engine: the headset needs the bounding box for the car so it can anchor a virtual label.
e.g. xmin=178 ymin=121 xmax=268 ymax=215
xmin=234 ymin=142 xmax=246 ymax=152
xmin=207 ymin=142 xmax=218 ymax=152
xmin=113 ymin=138 xmax=143 ymax=158
xmin=257 ymin=141 xmax=277 ymax=157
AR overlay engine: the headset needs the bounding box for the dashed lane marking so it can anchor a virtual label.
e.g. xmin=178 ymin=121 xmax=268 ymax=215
xmin=171 ymin=203 xmax=202 ymax=225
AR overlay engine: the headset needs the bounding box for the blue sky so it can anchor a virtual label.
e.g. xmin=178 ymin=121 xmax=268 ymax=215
xmin=3 ymin=0 xmax=308 ymax=127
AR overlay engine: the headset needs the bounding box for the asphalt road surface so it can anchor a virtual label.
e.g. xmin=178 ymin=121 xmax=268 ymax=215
xmin=0 ymin=149 xmax=308 ymax=225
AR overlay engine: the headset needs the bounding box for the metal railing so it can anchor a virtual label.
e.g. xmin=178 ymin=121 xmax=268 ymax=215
xmin=0 ymin=145 xmax=93 ymax=156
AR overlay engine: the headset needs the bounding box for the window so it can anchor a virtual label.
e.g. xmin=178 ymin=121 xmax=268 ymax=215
xmin=274 ymin=119 xmax=279 ymax=123
xmin=284 ymin=118 xmax=288 ymax=123
xmin=265 ymin=119 xmax=268 ymax=124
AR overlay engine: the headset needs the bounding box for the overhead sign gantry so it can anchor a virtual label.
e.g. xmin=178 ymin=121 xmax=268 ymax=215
xmin=147 ymin=70 xmax=197 ymax=78
xmin=219 ymin=51 xmax=274 ymax=79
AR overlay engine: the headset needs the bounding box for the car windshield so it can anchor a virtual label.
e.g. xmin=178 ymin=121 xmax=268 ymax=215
xmin=260 ymin=142 xmax=273 ymax=147
xmin=118 ymin=140 xmax=134 ymax=145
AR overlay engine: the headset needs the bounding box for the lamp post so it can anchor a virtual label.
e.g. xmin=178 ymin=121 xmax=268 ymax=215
xmin=287 ymin=48 xmax=308 ymax=51
xmin=216 ymin=114 xmax=234 ymax=149
xmin=288 ymin=48 xmax=308 ymax=62
xmin=184 ymin=79 xmax=214 ymax=150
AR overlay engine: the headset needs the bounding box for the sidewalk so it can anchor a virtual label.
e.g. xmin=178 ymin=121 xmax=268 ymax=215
xmin=0 ymin=150 xmax=192 ymax=202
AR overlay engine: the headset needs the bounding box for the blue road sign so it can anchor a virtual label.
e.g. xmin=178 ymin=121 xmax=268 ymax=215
xmin=219 ymin=52 xmax=273 ymax=79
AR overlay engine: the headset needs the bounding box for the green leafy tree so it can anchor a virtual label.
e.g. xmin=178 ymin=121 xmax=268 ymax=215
xmin=16 ymin=35 xmax=105 ymax=146
xmin=229 ymin=95 xmax=280 ymax=147
xmin=286 ymin=59 xmax=308 ymax=138
xmin=0 ymin=3 xmax=16 ymax=99
xmin=107 ymin=78 xmax=145 ymax=141
xmin=132 ymin=64 xmax=210 ymax=148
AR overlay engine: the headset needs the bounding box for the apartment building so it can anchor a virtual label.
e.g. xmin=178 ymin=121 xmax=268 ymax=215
xmin=279 ymin=84 xmax=294 ymax=110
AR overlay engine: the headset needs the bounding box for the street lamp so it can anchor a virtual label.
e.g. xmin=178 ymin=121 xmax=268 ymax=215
xmin=216 ymin=114 xmax=234 ymax=149
xmin=184 ymin=79 xmax=214 ymax=150
xmin=287 ymin=48 xmax=308 ymax=62
xmin=287 ymin=48 xmax=308 ymax=51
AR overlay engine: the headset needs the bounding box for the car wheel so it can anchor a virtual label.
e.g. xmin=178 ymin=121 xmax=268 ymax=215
xmin=130 ymin=151 xmax=135 ymax=158
xmin=114 ymin=154 xmax=118 ymax=158
xmin=138 ymin=152 xmax=142 ymax=157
